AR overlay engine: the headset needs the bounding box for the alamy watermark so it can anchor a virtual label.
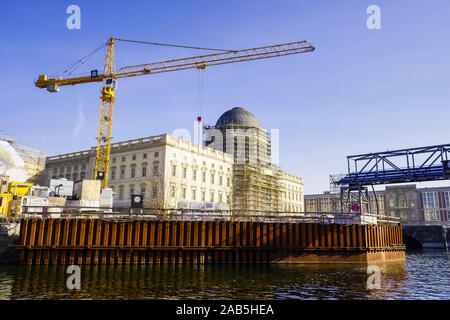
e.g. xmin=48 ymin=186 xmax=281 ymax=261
xmin=66 ymin=265 xmax=81 ymax=290
xmin=172 ymin=121 xmax=280 ymax=166
xmin=66 ymin=5 xmax=81 ymax=30
xmin=366 ymin=265 xmax=381 ymax=290
xmin=366 ymin=5 xmax=381 ymax=30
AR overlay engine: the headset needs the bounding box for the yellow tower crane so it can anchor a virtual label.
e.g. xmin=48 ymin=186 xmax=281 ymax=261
xmin=35 ymin=37 xmax=315 ymax=188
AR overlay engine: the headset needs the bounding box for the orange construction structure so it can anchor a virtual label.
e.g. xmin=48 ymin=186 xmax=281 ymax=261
xmin=15 ymin=218 xmax=405 ymax=265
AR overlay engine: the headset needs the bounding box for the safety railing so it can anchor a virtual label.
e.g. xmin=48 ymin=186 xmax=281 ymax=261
xmin=17 ymin=206 xmax=402 ymax=225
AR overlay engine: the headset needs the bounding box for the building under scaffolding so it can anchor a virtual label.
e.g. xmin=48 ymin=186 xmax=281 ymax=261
xmin=205 ymin=107 xmax=303 ymax=214
xmin=0 ymin=138 xmax=46 ymax=184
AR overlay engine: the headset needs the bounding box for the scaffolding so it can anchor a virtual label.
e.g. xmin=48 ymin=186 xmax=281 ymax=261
xmin=232 ymin=163 xmax=284 ymax=214
xmin=0 ymin=138 xmax=46 ymax=184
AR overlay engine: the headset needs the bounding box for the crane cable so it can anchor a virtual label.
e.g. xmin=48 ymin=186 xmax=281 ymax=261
xmin=196 ymin=68 xmax=205 ymax=145
xmin=50 ymin=38 xmax=235 ymax=79
xmin=51 ymin=42 xmax=106 ymax=79
xmin=197 ymin=68 xmax=205 ymax=118
xmin=114 ymin=38 xmax=236 ymax=53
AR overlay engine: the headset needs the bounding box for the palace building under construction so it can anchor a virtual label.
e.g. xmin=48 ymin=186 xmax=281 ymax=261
xmin=42 ymin=107 xmax=304 ymax=214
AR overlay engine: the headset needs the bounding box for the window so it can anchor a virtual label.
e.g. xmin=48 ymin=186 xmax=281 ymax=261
xmin=219 ymin=193 xmax=223 ymax=203
xmin=82 ymin=163 xmax=86 ymax=170
xmin=60 ymin=167 xmax=64 ymax=173
xmin=227 ymin=177 xmax=230 ymax=187
xmin=183 ymin=167 xmax=187 ymax=179
xmin=130 ymin=185 xmax=135 ymax=197
xmin=72 ymin=173 xmax=78 ymax=181
xmin=122 ymin=156 xmax=126 ymax=162
xmin=74 ymin=165 xmax=79 ymax=171
xmin=182 ymin=187 xmax=186 ymax=199
xmin=202 ymin=172 xmax=206 ymax=183
xmin=152 ymin=186 xmax=157 ymax=198
xmin=65 ymin=173 xmax=71 ymax=180
xmin=143 ymin=153 xmax=147 ymax=159
xmin=201 ymin=190 xmax=206 ymax=201
xmin=210 ymin=191 xmax=214 ymax=202
xmin=423 ymin=192 xmax=438 ymax=209
xmin=153 ymin=163 xmax=159 ymax=176
xmin=424 ymin=210 xmax=440 ymax=221
xmin=53 ymin=167 xmax=57 ymax=174
xmin=132 ymin=154 xmax=136 ymax=161
xmin=445 ymin=191 xmax=450 ymax=207
xmin=172 ymin=165 xmax=176 ymax=177
xmin=170 ymin=185 xmax=175 ymax=197
xmin=111 ymin=167 xmax=116 ymax=180
xmin=141 ymin=186 xmax=145 ymax=198
xmin=67 ymin=166 xmax=71 ymax=172
xmin=142 ymin=166 xmax=147 ymax=177
xmin=219 ymin=175 xmax=223 ymax=186
xmin=154 ymin=151 xmax=159 ymax=158
xmin=192 ymin=188 xmax=196 ymax=200
xmin=112 ymin=158 xmax=116 ymax=163
xmin=120 ymin=167 xmax=125 ymax=180
xmin=211 ymin=173 xmax=214 ymax=184
xmin=119 ymin=186 xmax=124 ymax=200
xmin=192 ymin=169 xmax=197 ymax=181
xmin=80 ymin=172 xmax=86 ymax=179
xmin=131 ymin=166 xmax=136 ymax=178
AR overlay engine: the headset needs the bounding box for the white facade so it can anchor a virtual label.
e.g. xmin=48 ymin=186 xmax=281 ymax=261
xmin=44 ymin=134 xmax=233 ymax=210
xmin=279 ymin=172 xmax=304 ymax=213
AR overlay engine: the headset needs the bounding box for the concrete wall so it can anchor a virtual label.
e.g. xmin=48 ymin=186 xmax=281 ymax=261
xmin=0 ymin=218 xmax=20 ymax=264
xmin=402 ymin=225 xmax=449 ymax=249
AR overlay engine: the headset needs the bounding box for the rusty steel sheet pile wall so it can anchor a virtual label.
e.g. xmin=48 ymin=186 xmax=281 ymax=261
xmin=15 ymin=218 xmax=405 ymax=265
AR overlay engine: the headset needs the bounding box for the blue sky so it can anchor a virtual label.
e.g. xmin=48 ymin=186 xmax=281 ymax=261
xmin=1 ymin=0 xmax=450 ymax=193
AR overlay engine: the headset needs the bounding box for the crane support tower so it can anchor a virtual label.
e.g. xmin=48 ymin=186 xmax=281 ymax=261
xmin=35 ymin=37 xmax=315 ymax=188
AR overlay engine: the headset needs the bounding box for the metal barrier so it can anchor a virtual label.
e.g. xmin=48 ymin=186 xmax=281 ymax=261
xmin=18 ymin=206 xmax=402 ymax=225
xmin=15 ymin=217 xmax=406 ymax=265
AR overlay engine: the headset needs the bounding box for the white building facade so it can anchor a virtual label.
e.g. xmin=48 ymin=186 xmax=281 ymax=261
xmin=44 ymin=134 xmax=233 ymax=210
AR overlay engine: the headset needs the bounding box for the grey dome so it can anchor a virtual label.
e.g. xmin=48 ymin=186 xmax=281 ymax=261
xmin=215 ymin=107 xmax=260 ymax=129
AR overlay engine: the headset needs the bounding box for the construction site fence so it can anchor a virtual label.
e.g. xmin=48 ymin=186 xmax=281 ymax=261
xmin=17 ymin=206 xmax=402 ymax=225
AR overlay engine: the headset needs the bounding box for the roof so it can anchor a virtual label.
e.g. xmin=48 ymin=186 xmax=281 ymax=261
xmin=215 ymin=107 xmax=260 ymax=129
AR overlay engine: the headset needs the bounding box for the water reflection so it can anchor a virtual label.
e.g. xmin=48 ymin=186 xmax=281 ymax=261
xmin=1 ymin=251 xmax=448 ymax=300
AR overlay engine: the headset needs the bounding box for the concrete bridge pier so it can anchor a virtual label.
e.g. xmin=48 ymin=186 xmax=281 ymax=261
xmin=402 ymin=225 xmax=450 ymax=249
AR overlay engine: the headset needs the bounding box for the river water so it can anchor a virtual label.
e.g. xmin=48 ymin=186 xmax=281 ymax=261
xmin=0 ymin=250 xmax=448 ymax=300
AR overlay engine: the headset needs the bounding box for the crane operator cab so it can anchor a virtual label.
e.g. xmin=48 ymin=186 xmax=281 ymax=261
xmin=103 ymin=78 xmax=118 ymax=89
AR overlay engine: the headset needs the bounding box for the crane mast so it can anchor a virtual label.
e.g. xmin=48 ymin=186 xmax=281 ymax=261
xmin=35 ymin=37 xmax=315 ymax=188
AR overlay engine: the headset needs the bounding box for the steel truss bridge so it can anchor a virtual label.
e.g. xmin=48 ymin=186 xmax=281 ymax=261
xmin=331 ymin=143 xmax=450 ymax=215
